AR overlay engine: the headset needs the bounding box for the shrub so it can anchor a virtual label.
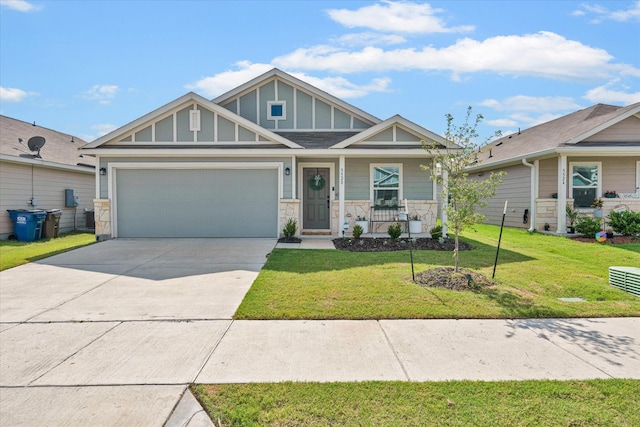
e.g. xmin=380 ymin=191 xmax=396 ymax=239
xmin=282 ymin=218 xmax=297 ymax=238
xmin=575 ymin=216 xmax=602 ymax=237
xmin=387 ymin=222 xmax=403 ymax=239
xmin=607 ymin=210 xmax=640 ymax=236
xmin=352 ymin=224 xmax=364 ymax=239
xmin=430 ymin=225 xmax=443 ymax=240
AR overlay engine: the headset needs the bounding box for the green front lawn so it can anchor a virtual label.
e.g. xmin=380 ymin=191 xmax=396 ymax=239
xmin=192 ymin=380 xmax=640 ymax=426
xmin=0 ymin=232 xmax=96 ymax=271
xmin=235 ymin=225 xmax=640 ymax=319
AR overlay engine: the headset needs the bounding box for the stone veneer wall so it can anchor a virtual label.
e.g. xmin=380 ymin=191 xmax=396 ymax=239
xmin=93 ymin=199 xmax=111 ymax=241
xmin=279 ymin=199 xmax=301 ymax=237
xmin=331 ymin=200 xmax=438 ymax=235
xmin=536 ymin=197 xmax=640 ymax=232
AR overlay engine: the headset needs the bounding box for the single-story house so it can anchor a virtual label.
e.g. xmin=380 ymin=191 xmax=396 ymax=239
xmin=0 ymin=115 xmax=96 ymax=239
xmin=81 ymin=68 xmax=458 ymax=239
xmin=469 ymin=102 xmax=640 ymax=233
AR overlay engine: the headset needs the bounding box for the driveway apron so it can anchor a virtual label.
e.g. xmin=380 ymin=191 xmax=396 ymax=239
xmin=0 ymin=238 xmax=274 ymax=426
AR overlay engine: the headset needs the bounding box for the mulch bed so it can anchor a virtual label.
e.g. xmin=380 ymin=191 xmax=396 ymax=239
xmin=332 ymin=237 xmax=472 ymax=252
xmin=415 ymin=267 xmax=496 ymax=291
xmin=278 ymin=237 xmax=303 ymax=243
xmin=569 ymin=235 xmax=639 ymax=244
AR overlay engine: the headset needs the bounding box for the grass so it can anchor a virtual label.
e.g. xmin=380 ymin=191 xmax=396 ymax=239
xmin=192 ymin=379 xmax=640 ymax=426
xmin=0 ymin=232 xmax=96 ymax=271
xmin=235 ymin=225 xmax=640 ymax=319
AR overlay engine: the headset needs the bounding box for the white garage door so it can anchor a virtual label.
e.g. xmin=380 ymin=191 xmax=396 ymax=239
xmin=115 ymin=168 xmax=279 ymax=237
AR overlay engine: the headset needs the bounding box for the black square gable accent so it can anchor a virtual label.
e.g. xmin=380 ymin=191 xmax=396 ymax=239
xmin=275 ymin=131 xmax=360 ymax=149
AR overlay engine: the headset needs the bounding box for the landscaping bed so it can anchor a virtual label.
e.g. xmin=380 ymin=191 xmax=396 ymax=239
xmin=332 ymin=237 xmax=472 ymax=252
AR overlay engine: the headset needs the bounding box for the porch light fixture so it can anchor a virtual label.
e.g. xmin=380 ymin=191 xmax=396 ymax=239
xmin=285 ymin=167 xmax=291 ymax=176
xmin=100 ymin=167 xmax=107 ymax=175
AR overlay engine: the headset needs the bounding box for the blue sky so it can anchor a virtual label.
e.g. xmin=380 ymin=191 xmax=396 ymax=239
xmin=1 ymin=0 xmax=638 ymax=142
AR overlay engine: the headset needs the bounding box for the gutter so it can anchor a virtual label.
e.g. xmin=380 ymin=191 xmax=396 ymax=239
xmin=522 ymin=158 xmax=536 ymax=232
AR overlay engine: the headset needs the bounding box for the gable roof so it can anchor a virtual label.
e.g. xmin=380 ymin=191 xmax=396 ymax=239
xmin=331 ymin=115 xmax=454 ymax=149
xmin=475 ymin=102 xmax=640 ymax=167
xmin=82 ymin=92 xmax=303 ymax=149
xmin=212 ymin=68 xmax=381 ymax=126
xmin=0 ymin=115 xmax=94 ymax=170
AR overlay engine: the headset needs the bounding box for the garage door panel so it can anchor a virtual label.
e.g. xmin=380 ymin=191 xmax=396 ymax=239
xmin=116 ymin=169 xmax=278 ymax=238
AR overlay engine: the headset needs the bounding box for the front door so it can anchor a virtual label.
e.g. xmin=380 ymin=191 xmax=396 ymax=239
xmin=303 ymin=167 xmax=330 ymax=230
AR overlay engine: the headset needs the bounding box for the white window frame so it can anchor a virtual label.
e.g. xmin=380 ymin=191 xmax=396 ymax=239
xmin=267 ymin=101 xmax=286 ymax=120
xmin=569 ymin=161 xmax=602 ymax=208
xmin=370 ymin=163 xmax=403 ymax=206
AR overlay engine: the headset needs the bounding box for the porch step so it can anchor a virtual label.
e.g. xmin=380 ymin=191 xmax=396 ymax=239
xmin=301 ymin=230 xmax=332 ymax=235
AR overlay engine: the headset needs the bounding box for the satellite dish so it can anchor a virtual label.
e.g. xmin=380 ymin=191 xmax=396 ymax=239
xmin=27 ymin=136 xmax=46 ymax=158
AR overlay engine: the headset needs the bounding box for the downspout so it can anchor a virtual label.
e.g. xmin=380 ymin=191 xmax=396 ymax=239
xmin=522 ymin=158 xmax=536 ymax=232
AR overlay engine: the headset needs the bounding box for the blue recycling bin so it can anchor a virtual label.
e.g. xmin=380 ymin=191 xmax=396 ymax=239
xmin=7 ymin=210 xmax=47 ymax=242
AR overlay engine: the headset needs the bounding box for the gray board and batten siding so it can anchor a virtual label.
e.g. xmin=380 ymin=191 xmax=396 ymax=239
xmin=221 ymin=79 xmax=373 ymax=131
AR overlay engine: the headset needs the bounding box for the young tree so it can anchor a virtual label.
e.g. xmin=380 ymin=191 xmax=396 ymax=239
xmin=423 ymin=106 xmax=505 ymax=272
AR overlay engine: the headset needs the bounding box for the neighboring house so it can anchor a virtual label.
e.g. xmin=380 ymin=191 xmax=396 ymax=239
xmin=0 ymin=115 xmax=96 ymax=239
xmin=469 ymin=102 xmax=640 ymax=233
xmin=81 ymin=68 xmax=457 ymax=239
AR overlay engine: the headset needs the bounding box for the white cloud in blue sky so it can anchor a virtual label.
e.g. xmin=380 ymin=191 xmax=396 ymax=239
xmin=1 ymin=1 xmax=638 ymax=141
xmin=0 ymin=86 xmax=30 ymax=102
xmin=0 ymin=0 xmax=39 ymax=12
xmin=326 ymin=1 xmax=475 ymax=34
xmin=572 ymin=1 xmax=640 ymax=23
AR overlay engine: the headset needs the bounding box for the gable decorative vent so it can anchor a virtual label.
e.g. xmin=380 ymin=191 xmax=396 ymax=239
xmin=609 ymin=266 xmax=640 ymax=297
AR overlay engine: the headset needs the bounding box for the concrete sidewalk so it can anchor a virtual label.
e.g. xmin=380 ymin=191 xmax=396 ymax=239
xmin=196 ymin=317 xmax=640 ymax=383
xmin=2 ymin=239 xmax=639 ymax=426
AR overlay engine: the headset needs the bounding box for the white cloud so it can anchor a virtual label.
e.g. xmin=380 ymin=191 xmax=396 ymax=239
xmin=272 ymin=32 xmax=633 ymax=81
xmin=91 ymin=123 xmax=118 ymax=137
xmin=574 ymin=1 xmax=640 ymax=23
xmin=82 ymin=84 xmax=119 ymax=104
xmin=0 ymin=86 xmax=33 ymax=102
xmin=333 ymin=32 xmax=407 ymax=47
xmin=485 ymin=118 xmax=518 ymax=127
xmin=480 ymin=96 xmax=582 ymax=112
xmin=326 ymin=1 xmax=474 ymax=34
xmin=0 ymin=0 xmax=39 ymax=12
xmin=583 ymin=80 xmax=640 ymax=104
xmin=186 ymin=61 xmax=273 ymax=97
xmin=187 ymin=61 xmax=391 ymax=99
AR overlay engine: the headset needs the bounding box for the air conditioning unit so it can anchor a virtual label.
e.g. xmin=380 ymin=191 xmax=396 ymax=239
xmin=609 ymin=267 xmax=640 ymax=297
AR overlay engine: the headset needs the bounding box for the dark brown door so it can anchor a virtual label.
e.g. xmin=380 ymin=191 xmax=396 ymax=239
xmin=303 ymin=168 xmax=330 ymax=229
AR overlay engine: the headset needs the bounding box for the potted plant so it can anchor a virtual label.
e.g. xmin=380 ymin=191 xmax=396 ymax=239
xmin=591 ymin=198 xmax=604 ymax=218
xmin=408 ymin=214 xmax=422 ymax=234
xmin=604 ymin=190 xmax=618 ymax=198
xmin=355 ymin=215 xmax=369 ymax=234
xmin=565 ymin=204 xmax=579 ymax=234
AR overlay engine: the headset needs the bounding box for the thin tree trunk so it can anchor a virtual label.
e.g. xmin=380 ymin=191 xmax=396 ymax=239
xmin=454 ymin=229 xmax=460 ymax=272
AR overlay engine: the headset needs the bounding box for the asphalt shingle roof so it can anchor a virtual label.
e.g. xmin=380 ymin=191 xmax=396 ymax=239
xmin=1 ymin=115 xmax=95 ymax=168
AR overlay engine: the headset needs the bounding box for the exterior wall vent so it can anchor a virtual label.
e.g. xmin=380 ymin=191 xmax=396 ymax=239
xmin=190 ymin=110 xmax=201 ymax=132
xmin=609 ymin=266 xmax=640 ymax=297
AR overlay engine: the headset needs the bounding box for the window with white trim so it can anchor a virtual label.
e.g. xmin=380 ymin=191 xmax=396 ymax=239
xmin=371 ymin=164 xmax=402 ymax=207
xmin=267 ymin=101 xmax=286 ymax=120
xmin=570 ymin=162 xmax=601 ymax=208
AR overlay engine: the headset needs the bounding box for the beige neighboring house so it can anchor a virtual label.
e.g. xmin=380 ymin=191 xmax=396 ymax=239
xmin=469 ymin=102 xmax=640 ymax=233
xmin=0 ymin=115 xmax=96 ymax=239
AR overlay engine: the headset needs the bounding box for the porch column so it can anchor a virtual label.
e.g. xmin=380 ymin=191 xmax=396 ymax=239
xmin=291 ymin=156 xmax=296 ymax=199
xmin=441 ymin=169 xmax=448 ymax=236
xmin=339 ymin=155 xmax=345 ymax=235
xmin=557 ymin=155 xmax=567 ymax=233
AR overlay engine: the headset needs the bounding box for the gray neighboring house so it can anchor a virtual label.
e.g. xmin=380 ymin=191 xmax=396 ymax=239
xmin=469 ymin=102 xmax=640 ymax=233
xmin=81 ymin=68 xmax=458 ymax=239
xmin=0 ymin=115 xmax=96 ymax=239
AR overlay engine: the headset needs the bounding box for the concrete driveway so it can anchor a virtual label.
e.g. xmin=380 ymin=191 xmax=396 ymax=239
xmin=0 ymin=238 xmax=275 ymax=426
